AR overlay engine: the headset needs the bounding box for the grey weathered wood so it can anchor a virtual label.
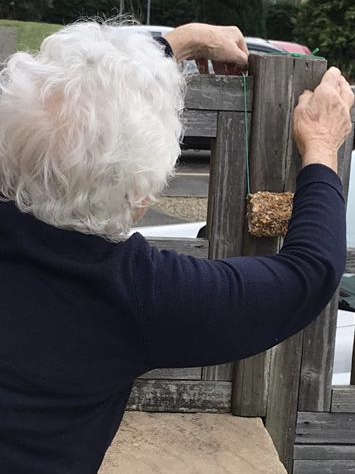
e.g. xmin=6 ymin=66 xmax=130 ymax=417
xmin=294 ymin=460 xmax=355 ymax=474
xmin=185 ymin=75 xmax=253 ymax=112
xmin=147 ymin=237 xmax=208 ymax=258
xmin=294 ymin=445 xmax=355 ymax=460
xmin=183 ymin=109 xmax=217 ymax=137
xmin=203 ymin=110 xmax=250 ymax=382
xmin=201 ymin=364 xmax=233 ymax=381
xmin=233 ymin=351 xmax=271 ymax=417
xmin=346 ymin=248 xmax=355 ymax=273
xmin=231 ymin=54 xmax=328 ymax=473
xmin=263 ymin=56 xmax=328 ymax=473
xmin=299 ymin=124 xmax=354 ymax=413
xmin=140 ymin=368 xmax=201 ymax=380
xmin=233 ymin=54 xmax=325 ymax=420
xmin=207 ymin=111 xmax=249 ymax=259
xmin=265 ymin=332 xmax=303 ymax=473
xmin=233 ymin=52 xmax=293 ymax=419
xmin=351 ymin=86 xmax=355 ymax=122
xmin=127 ymin=380 xmax=232 ymax=413
xmin=298 ymin=294 xmax=339 ymax=412
xmin=332 ymin=387 xmax=355 ymax=413
xmin=296 ymin=412 xmax=355 ymax=444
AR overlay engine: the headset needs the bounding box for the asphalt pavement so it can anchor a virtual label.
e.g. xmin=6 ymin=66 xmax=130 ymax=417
xmin=139 ymin=154 xmax=210 ymax=227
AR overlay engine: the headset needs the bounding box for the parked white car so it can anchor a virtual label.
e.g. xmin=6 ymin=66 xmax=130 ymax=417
xmin=132 ymin=151 xmax=355 ymax=385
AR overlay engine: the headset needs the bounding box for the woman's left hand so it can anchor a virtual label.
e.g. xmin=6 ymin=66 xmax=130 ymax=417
xmin=164 ymin=23 xmax=249 ymax=74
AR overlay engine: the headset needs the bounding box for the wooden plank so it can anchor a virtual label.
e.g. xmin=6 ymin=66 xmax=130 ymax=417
xmin=185 ymin=75 xmax=253 ymax=112
xmin=294 ymin=444 xmax=355 ymax=460
xmin=140 ymin=368 xmax=201 ymax=380
xmin=296 ymin=412 xmax=355 ymax=444
xmin=203 ymin=110 xmax=250 ymax=381
xmin=231 ymin=54 xmax=328 ymax=473
xmin=346 ymin=248 xmax=355 ymax=274
xmin=332 ymin=387 xmax=355 ymax=413
xmin=298 ymin=294 xmax=339 ymax=412
xmin=233 ymin=51 xmax=294 ymax=419
xmin=233 ymin=53 xmax=322 ymax=420
xmin=265 ymin=332 xmax=303 ymax=472
xmin=127 ymin=380 xmax=232 ymax=413
xmin=201 ymin=364 xmax=233 ymax=382
xmin=299 ymin=123 xmax=354 ymax=413
xmin=294 ymin=460 xmax=355 ymax=474
xmin=233 ymin=351 xmax=271 ymax=417
xmin=207 ymin=111 xmax=249 ymax=259
xmin=264 ymin=56 xmax=328 ymax=473
xmin=183 ymin=110 xmax=217 ymax=137
xmin=146 ymin=237 xmax=208 ymax=258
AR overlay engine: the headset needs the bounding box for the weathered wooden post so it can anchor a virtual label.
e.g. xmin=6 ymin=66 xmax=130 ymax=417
xmin=232 ymin=52 xmax=328 ymax=472
xmin=232 ymin=53 xmax=355 ymax=474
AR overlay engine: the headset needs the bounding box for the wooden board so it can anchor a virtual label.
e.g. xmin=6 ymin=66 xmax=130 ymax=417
xmin=294 ymin=460 xmax=355 ymax=474
xmin=346 ymin=248 xmax=355 ymax=274
xmin=332 ymin=387 xmax=355 ymax=413
xmin=296 ymin=412 xmax=355 ymax=444
xmin=231 ymin=53 xmax=328 ymax=474
xmin=294 ymin=444 xmax=355 ymax=460
xmin=298 ymin=294 xmax=339 ymax=412
xmin=299 ymin=123 xmax=354 ymax=413
xmin=147 ymin=237 xmax=208 ymax=258
xmin=183 ymin=110 xmax=217 ymax=137
xmin=185 ymin=75 xmax=253 ymax=112
xmin=127 ymin=380 xmax=232 ymax=413
xmin=203 ymin=110 xmax=250 ymax=382
xmin=140 ymin=367 xmax=201 ymax=380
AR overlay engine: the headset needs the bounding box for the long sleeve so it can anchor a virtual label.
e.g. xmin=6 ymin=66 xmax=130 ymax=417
xmin=133 ymin=164 xmax=346 ymax=370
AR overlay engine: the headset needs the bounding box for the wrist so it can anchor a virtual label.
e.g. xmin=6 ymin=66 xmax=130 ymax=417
xmin=164 ymin=23 xmax=206 ymax=62
xmin=301 ymin=145 xmax=338 ymax=173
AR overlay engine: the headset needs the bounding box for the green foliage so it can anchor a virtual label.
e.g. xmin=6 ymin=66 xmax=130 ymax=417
xmin=1 ymin=0 xmax=267 ymax=38
xmin=130 ymin=0 xmax=266 ymax=36
xmin=46 ymin=0 xmax=123 ymax=24
xmin=295 ymin=0 xmax=355 ymax=80
xmin=265 ymin=1 xmax=300 ymax=41
xmin=0 ymin=0 xmax=49 ymax=22
xmin=234 ymin=0 xmax=266 ymax=37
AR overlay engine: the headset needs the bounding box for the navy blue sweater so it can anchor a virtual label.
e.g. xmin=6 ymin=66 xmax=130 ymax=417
xmin=0 ymin=164 xmax=346 ymax=473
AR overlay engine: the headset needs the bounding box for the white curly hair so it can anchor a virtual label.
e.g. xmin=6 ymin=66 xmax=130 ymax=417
xmin=0 ymin=21 xmax=185 ymax=240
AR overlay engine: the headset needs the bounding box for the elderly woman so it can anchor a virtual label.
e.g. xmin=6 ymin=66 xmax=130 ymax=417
xmin=0 ymin=21 xmax=353 ymax=474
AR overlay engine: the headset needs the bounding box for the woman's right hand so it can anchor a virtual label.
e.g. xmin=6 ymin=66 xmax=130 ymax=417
xmin=293 ymin=67 xmax=354 ymax=173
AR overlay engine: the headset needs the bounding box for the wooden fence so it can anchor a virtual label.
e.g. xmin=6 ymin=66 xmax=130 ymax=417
xmin=128 ymin=53 xmax=355 ymax=474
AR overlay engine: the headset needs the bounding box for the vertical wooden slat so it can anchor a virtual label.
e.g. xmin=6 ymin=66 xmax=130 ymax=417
xmin=232 ymin=53 xmax=328 ymax=473
xmin=266 ymin=57 xmax=329 ymax=474
xmin=298 ymin=124 xmax=354 ymax=412
xmin=203 ymin=111 xmax=250 ymax=381
xmin=233 ymin=53 xmax=297 ymax=418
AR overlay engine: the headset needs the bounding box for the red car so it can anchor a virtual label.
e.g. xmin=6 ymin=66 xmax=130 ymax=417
xmin=269 ymin=40 xmax=312 ymax=55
